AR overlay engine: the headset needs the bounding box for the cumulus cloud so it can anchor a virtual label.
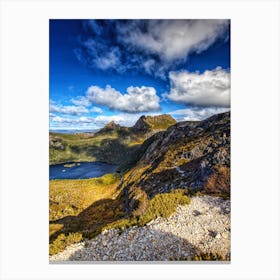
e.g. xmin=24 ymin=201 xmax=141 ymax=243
xmin=76 ymin=20 xmax=229 ymax=78
xmin=86 ymin=85 xmax=160 ymax=113
xmin=50 ymin=103 xmax=89 ymax=115
xmin=51 ymin=100 xmax=103 ymax=115
xmin=169 ymin=106 xmax=230 ymax=121
xmin=117 ymin=19 xmax=228 ymax=62
xmin=166 ymin=67 xmax=230 ymax=107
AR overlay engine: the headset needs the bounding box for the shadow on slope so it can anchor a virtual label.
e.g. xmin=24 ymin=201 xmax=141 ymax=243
xmin=49 ymin=197 xmax=125 ymax=243
xmin=63 ymin=228 xmax=229 ymax=262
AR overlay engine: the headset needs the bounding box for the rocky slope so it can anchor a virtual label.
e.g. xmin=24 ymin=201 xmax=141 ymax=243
xmin=121 ymin=111 xmax=230 ymax=216
xmin=50 ymin=195 xmax=230 ymax=261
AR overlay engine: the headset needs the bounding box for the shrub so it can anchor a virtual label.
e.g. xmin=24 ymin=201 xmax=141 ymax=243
xmin=49 ymin=232 xmax=83 ymax=255
xmin=138 ymin=189 xmax=190 ymax=226
xmin=192 ymin=252 xmax=225 ymax=261
xmin=104 ymin=218 xmax=138 ymax=231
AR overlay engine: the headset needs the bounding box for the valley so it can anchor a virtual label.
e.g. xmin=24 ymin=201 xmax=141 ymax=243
xmin=49 ymin=112 xmax=230 ymax=261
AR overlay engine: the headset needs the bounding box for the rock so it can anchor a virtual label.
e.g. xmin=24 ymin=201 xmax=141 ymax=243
xmin=215 ymin=233 xmax=221 ymax=239
xmin=50 ymin=196 xmax=231 ymax=262
xmin=192 ymin=210 xmax=201 ymax=216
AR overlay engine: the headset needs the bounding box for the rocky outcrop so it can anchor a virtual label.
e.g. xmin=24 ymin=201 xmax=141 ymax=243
xmin=121 ymin=112 xmax=230 ymax=215
xmin=132 ymin=114 xmax=176 ymax=133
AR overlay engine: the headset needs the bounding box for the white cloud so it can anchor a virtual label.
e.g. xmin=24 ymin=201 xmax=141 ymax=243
xmin=50 ymin=115 xmax=94 ymax=124
xmin=117 ymin=20 xmax=228 ymax=62
xmin=169 ymin=107 xmax=230 ymax=121
xmin=166 ymin=68 xmax=230 ymax=107
xmin=49 ymin=112 xmax=161 ymax=129
xmin=86 ymin=85 xmax=160 ymax=113
xmin=95 ymin=48 xmax=121 ymax=71
xmin=90 ymin=106 xmax=103 ymax=114
xmin=71 ymin=96 xmax=91 ymax=107
xmin=50 ymin=103 xmax=89 ymax=115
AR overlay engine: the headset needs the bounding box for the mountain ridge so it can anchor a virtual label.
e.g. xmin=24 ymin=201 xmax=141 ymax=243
xmin=49 ymin=114 xmax=177 ymax=165
xmin=120 ymin=111 xmax=230 ymax=216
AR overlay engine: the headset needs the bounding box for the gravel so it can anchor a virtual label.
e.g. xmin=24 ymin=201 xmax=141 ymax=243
xmin=50 ymin=195 xmax=230 ymax=262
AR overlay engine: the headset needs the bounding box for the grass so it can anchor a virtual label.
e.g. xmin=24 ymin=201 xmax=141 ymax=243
xmin=49 ymin=174 xmax=191 ymax=256
xmin=49 ymin=173 xmax=121 ymax=221
xmin=49 ymin=173 xmax=124 ymax=255
xmin=49 ymin=232 xmax=83 ymax=256
xmin=49 ymin=131 xmax=144 ymax=166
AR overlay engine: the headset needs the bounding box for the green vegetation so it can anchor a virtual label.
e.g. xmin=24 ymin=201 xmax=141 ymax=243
xmin=49 ymin=173 xmax=125 ymax=255
xmin=49 ymin=131 xmax=143 ymax=166
xmin=49 ymin=173 xmax=121 ymax=221
xmin=49 ymin=115 xmax=176 ymax=166
xmin=49 ymin=232 xmax=83 ymax=256
xmin=104 ymin=189 xmax=190 ymax=230
xmin=49 ymin=172 xmax=191 ymax=256
xmin=192 ymin=252 xmax=226 ymax=261
xmin=169 ymin=252 xmax=226 ymax=261
xmin=138 ymin=189 xmax=190 ymax=226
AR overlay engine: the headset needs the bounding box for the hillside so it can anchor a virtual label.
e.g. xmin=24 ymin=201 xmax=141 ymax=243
xmin=49 ymin=114 xmax=176 ymax=165
xmin=120 ymin=111 xmax=230 ymax=216
xmin=49 ymin=112 xmax=230 ymax=259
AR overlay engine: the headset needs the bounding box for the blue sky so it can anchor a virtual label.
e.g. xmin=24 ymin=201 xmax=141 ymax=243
xmin=50 ymin=19 xmax=230 ymax=130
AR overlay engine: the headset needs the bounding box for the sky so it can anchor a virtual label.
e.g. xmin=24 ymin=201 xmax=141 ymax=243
xmin=50 ymin=19 xmax=230 ymax=131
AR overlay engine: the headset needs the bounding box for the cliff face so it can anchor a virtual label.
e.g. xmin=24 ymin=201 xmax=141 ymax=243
xmin=121 ymin=112 xmax=230 ymax=215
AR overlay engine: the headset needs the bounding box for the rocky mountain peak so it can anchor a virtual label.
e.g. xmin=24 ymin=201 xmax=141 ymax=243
xmin=132 ymin=114 xmax=176 ymax=132
xmin=95 ymin=121 xmax=121 ymax=135
xmin=104 ymin=121 xmax=120 ymax=129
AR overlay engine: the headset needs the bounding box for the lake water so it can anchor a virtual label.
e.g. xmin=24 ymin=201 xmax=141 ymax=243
xmin=49 ymin=162 xmax=118 ymax=180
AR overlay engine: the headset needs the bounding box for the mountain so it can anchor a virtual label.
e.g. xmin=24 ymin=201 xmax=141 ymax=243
xmin=49 ymin=114 xmax=176 ymax=165
xmin=132 ymin=114 xmax=176 ymax=133
xmin=120 ymin=111 xmax=230 ymax=216
xmin=49 ymin=112 xmax=231 ymax=258
xmin=95 ymin=121 xmax=122 ymax=135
